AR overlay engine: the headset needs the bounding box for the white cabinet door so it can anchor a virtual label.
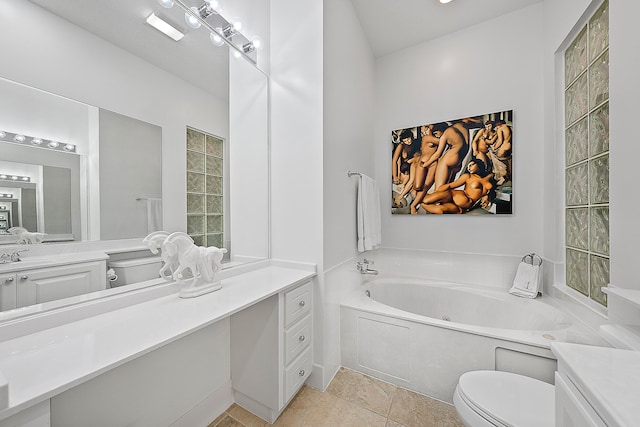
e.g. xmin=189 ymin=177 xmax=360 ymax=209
xmin=0 ymin=273 xmax=17 ymax=311
xmin=555 ymin=373 xmax=606 ymax=427
xmin=16 ymin=262 xmax=105 ymax=307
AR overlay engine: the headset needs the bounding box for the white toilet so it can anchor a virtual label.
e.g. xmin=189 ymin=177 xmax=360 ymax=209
xmin=107 ymin=255 xmax=163 ymax=288
xmin=453 ymin=370 xmax=554 ymax=427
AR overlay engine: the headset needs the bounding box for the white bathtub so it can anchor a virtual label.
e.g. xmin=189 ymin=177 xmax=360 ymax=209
xmin=340 ymin=278 xmax=574 ymax=403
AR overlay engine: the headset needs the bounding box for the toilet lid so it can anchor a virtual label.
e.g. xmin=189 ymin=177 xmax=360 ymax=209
xmin=457 ymin=371 xmax=554 ymax=427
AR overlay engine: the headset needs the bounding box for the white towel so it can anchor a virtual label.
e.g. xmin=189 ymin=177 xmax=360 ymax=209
xmin=146 ymin=198 xmax=163 ymax=234
xmin=509 ymin=261 xmax=542 ymax=298
xmin=357 ymin=174 xmax=381 ymax=253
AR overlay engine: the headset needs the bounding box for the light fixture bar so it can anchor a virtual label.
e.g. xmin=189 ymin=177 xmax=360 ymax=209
xmin=146 ymin=13 xmax=184 ymax=41
xmin=0 ymin=174 xmax=30 ymax=183
xmin=0 ymin=130 xmax=77 ymax=154
xmin=172 ymin=0 xmax=257 ymax=64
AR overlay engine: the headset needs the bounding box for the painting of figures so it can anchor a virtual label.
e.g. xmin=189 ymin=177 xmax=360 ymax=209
xmin=391 ymin=110 xmax=513 ymax=215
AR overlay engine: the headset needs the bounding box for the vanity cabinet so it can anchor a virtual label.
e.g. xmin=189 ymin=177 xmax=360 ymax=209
xmin=554 ymin=372 xmax=605 ymax=427
xmin=0 ymin=273 xmax=17 ymax=311
xmin=1 ymin=261 xmax=106 ymax=310
xmin=231 ymin=281 xmax=313 ymax=423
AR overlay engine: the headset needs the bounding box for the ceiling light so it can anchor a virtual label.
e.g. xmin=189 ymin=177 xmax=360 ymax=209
xmin=185 ymin=7 xmax=201 ymax=29
xmin=210 ymin=31 xmax=224 ymax=47
xmin=439 ymin=0 xmax=453 ymax=3
xmin=146 ymin=13 xmax=184 ymax=41
xmin=158 ymin=0 xmax=174 ymax=8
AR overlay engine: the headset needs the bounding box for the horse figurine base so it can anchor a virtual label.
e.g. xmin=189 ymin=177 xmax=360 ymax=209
xmin=179 ymin=280 xmax=222 ymax=298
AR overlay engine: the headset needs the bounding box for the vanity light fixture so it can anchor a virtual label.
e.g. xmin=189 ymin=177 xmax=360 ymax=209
xmin=157 ymin=0 xmax=174 ymax=8
xmin=197 ymin=0 xmax=220 ymax=19
xmin=146 ymin=13 xmax=184 ymax=41
xmin=242 ymin=42 xmax=256 ymax=54
xmin=0 ymin=174 xmax=30 ymax=183
xmin=0 ymin=131 xmax=76 ymax=153
xmin=169 ymin=0 xmax=259 ymax=64
xmin=185 ymin=7 xmax=202 ymax=29
xmin=0 ymin=194 xmax=13 ymax=198
xmin=439 ymin=0 xmax=453 ymax=3
xmin=221 ymin=23 xmax=236 ymax=38
xmin=210 ymin=30 xmax=224 ymax=47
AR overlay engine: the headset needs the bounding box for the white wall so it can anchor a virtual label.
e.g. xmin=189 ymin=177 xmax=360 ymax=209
xmin=270 ymin=0 xmax=325 ymax=390
xmin=321 ymin=0 xmax=376 ymax=389
xmin=374 ymin=4 xmax=545 ymax=257
xmin=608 ymin=1 xmax=640 ymax=290
xmin=269 ymin=0 xmax=324 ymax=266
xmin=323 ymin=0 xmax=376 ymax=270
xmin=0 ymin=0 xmax=228 ymax=234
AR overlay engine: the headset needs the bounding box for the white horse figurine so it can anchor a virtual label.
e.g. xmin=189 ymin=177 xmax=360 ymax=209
xmin=8 ymin=227 xmax=46 ymax=244
xmin=143 ymin=231 xmax=181 ymax=281
xmin=161 ymin=232 xmax=227 ymax=298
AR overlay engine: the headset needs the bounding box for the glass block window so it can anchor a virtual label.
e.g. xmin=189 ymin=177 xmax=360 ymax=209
xmin=564 ymin=0 xmax=609 ymax=306
xmin=186 ymin=127 xmax=225 ymax=248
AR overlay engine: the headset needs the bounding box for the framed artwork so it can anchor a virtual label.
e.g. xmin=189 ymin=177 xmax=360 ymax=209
xmin=391 ymin=110 xmax=513 ymax=215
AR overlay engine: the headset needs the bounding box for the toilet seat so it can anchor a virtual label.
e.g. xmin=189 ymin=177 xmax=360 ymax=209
xmin=454 ymin=371 xmax=554 ymax=427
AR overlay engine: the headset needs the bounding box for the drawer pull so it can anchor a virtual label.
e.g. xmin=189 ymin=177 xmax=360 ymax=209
xmin=4 ymin=277 xmax=14 ymax=283
xmin=299 ymin=335 xmax=306 ymax=342
xmin=299 ymin=300 xmax=306 ymax=307
xmin=299 ymin=369 xmax=305 ymax=377
xmin=20 ymin=275 xmax=29 ymax=280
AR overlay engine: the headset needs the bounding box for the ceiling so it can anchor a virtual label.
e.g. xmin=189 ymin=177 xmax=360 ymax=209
xmin=27 ymin=0 xmax=231 ymax=100
xmin=349 ymin=0 xmax=543 ymax=57
xmin=26 ymin=0 xmax=543 ymax=98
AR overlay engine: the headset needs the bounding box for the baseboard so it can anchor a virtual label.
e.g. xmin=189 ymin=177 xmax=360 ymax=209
xmin=170 ymin=380 xmax=233 ymax=427
xmin=306 ymin=363 xmax=326 ymax=391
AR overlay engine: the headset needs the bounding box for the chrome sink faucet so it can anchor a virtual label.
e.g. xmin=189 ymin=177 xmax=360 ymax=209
xmin=356 ymin=258 xmax=378 ymax=275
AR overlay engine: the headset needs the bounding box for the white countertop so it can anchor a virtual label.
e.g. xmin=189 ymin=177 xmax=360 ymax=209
xmin=0 ymin=264 xmax=315 ymax=420
xmin=552 ymin=342 xmax=640 ymax=427
xmin=0 ymin=251 xmax=109 ymax=273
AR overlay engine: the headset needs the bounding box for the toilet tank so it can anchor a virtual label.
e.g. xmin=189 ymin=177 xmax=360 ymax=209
xmin=107 ymin=256 xmax=163 ymax=288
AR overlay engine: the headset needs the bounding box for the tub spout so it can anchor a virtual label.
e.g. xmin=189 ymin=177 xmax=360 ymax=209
xmin=356 ymin=259 xmax=379 ymax=275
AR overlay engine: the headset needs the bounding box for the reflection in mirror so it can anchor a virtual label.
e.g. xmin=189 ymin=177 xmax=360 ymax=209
xmin=0 ymin=0 xmax=270 ymax=318
xmin=98 ymin=109 xmax=163 ymax=240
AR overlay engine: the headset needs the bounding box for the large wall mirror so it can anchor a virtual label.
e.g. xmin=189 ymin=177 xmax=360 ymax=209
xmin=0 ymin=0 xmax=269 ymax=313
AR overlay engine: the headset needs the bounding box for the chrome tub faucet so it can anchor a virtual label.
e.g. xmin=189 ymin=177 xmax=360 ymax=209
xmin=356 ymin=258 xmax=378 ymax=275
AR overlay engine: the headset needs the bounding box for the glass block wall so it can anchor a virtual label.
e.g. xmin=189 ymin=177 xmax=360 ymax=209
xmin=564 ymin=0 xmax=609 ymax=306
xmin=186 ymin=127 xmax=225 ymax=248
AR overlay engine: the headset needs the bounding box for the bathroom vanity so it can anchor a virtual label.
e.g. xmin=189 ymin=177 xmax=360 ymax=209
xmin=553 ymin=342 xmax=640 ymax=427
xmin=0 ymin=261 xmax=315 ymax=426
xmin=0 ymin=254 xmax=107 ymax=312
xmin=553 ymin=287 xmax=640 ymax=427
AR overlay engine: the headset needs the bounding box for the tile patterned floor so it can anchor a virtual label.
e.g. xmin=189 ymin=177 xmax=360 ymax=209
xmin=208 ymin=367 xmax=465 ymax=427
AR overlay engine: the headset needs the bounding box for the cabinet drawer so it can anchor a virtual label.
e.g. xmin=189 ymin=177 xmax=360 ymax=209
xmin=284 ymin=347 xmax=312 ymax=402
xmin=284 ymin=315 xmax=312 ymax=365
xmin=284 ymin=282 xmax=311 ymax=327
